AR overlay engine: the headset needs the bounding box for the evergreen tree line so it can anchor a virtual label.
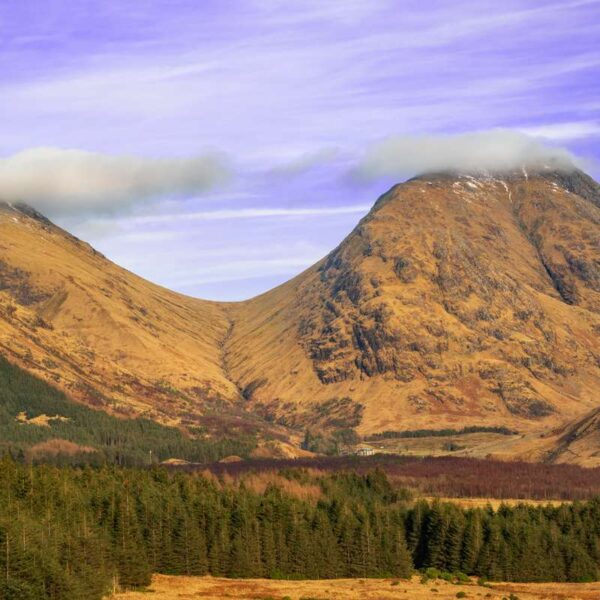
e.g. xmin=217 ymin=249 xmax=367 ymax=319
xmin=0 ymin=459 xmax=599 ymax=600
xmin=365 ymin=425 xmax=517 ymax=441
xmin=0 ymin=355 xmax=256 ymax=466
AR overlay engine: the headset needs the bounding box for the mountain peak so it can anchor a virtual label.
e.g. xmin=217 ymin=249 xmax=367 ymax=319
xmin=0 ymin=199 xmax=55 ymax=226
xmin=410 ymin=164 xmax=585 ymax=184
xmin=1 ymin=168 xmax=599 ymax=465
xmin=364 ymin=166 xmax=600 ymax=219
xmin=230 ymin=167 xmax=600 ymax=449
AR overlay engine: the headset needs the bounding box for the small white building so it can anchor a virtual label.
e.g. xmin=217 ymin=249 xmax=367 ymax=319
xmin=355 ymin=446 xmax=375 ymax=457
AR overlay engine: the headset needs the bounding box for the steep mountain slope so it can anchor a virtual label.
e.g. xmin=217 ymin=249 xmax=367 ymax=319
xmin=1 ymin=168 xmax=599 ymax=464
xmin=227 ymin=169 xmax=600 ymax=438
xmin=545 ymin=406 xmax=600 ymax=466
xmin=0 ymin=355 xmax=255 ymax=465
xmin=0 ymin=202 xmax=240 ymax=425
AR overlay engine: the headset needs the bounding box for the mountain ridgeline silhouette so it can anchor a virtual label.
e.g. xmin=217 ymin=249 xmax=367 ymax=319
xmin=0 ymin=167 xmax=599 ymax=464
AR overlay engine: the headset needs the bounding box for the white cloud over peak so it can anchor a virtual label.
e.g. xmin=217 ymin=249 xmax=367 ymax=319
xmin=0 ymin=147 xmax=230 ymax=215
xmin=354 ymin=130 xmax=581 ymax=180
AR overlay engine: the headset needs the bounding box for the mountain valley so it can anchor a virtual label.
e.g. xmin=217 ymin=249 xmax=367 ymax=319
xmin=1 ymin=167 xmax=599 ymax=465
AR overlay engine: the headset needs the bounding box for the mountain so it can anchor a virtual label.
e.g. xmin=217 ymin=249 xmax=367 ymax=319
xmin=0 ymin=201 xmax=241 ymax=427
xmin=1 ymin=167 xmax=599 ymax=463
xmin=545 ymin=406 xmax=600 ymax=466
xmin=0 ymin=354 xmax=255 ymax=465
xmin=227 ymin=169 xmax=600 ymax=438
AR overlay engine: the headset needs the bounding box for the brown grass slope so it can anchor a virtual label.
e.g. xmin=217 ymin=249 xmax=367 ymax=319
xmin=1 ymin=168 xmax=600 ymax=463
xmin=544 ymin=405 xmax=600 ymax=465
xmin=226 ymin=169 xmax=600 ymax=443
xmin=0 ymin=202 xmax=239 ymax=424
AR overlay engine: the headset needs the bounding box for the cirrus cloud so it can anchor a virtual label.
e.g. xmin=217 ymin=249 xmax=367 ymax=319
xmin=354 ymin=129 xmax=582 ymax=180
xmin=0 ymin=147 xmax=231 ymax=215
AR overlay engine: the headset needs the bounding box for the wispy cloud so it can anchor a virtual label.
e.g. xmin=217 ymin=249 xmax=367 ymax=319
xmin=169 ymin=257 xmax=322 ymax=287
xmin=516 ymin=121 xmax=600 ymax=141
xmin=268 ymin=148 xmax=341 ymax=177
xmin=0 ymin=147 xmax=230 ymax=215
xmin=129 ymin=204 xmax=371 ymax=225
xmin=1 ymin=0 xmax=599 ymax=299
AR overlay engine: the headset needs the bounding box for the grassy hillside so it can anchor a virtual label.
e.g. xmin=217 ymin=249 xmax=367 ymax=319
xmin=2 ymin=171 xmax=600 ymax=466
xmin=0 ymin=201 xmax=237 ymax=426
xmin=227 ymin=170 xmax=600 ymax=443
xmin=0 ymin=355 xmax=255 ymax=466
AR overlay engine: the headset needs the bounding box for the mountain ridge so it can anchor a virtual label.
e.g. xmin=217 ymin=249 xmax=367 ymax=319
xmin=226 ymin=169 xmax=597 ymax=425
xmin=1 ymin=167 xmax=599 ymax=463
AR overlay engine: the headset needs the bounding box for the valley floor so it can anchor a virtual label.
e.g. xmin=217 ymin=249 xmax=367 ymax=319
xmin=111 ymin=574 xmax=600 ymax=600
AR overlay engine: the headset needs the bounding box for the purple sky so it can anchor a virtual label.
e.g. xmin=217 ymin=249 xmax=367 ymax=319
xmin=1 ymin=1 xmax=600 ymax=300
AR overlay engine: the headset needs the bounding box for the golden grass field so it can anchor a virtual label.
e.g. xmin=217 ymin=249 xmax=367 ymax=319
xmin=110 ymin=574 xmax=600 ymax=600
xmin=421 ymin=497 xmax=570 ymax=510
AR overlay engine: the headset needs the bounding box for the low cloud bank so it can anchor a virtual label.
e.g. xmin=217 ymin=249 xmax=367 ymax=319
xmin=354 ymin=130 xmax=580 ymax=180
xmin=0 ymin=133 xmax=587 ymax=217
xmin=0 ymin=147 xmax=230 ymax=215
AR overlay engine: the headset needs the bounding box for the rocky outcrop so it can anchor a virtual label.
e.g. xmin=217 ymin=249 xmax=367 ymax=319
xmin=226 ymin=168 xmax=600 ymax=437
xmin=1 ymin=169 xmax=600 ymax=460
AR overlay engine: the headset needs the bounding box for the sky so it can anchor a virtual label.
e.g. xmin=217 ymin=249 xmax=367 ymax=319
xmin=1 ymin=0 xmax=599 ymax=300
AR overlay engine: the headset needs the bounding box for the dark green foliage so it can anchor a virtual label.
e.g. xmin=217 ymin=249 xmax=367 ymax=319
xmin=0 ymin=460 xmax=415 ymax=599
xmin=366 ymin=426 xmax=517 ymax=441
xmin=0 ymin=356 xmax=255 ymax=466
xmin=417 ymin=501 xmax=600 ymax=584
xmin=1 ymin=460 xmax=599 ymax=600
xmin=301 ymin=427 xmax=360 ymax=455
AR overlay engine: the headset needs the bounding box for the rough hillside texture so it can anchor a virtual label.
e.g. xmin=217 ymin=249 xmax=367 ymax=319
xmin=545 ymin=406 xmax=600 ymax=465
xmin=0 ymin=202 xmax=238 ymax=425
xmin=1 ymin=168 xmax=599 ymax=463
xmin=227 ymin=169 xmax=600 ymax=441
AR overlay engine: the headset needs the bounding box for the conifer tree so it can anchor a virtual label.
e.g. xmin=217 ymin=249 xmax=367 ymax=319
xmin=460 ymin=510 xmax=483 ymax=574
